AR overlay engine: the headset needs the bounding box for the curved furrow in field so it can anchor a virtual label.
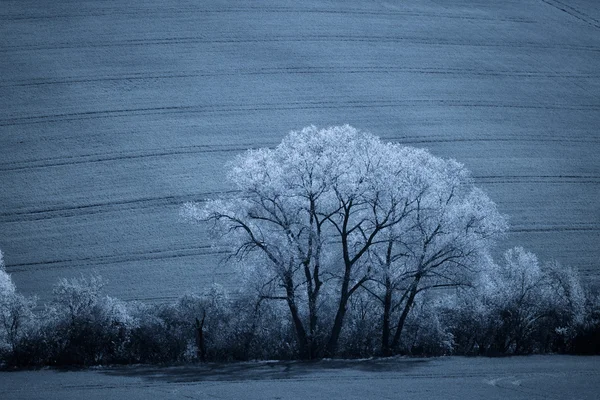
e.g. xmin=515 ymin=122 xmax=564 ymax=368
xmin=481 ymin=180 xmax=600 ymax=184
xmin=541 ymin=0 xmax=600 ymax=29
xmin=0 ymin=173 xmax=596 ymax=223
xmin=0 ymin=175 xmax=596 ymax=224
xmin=0 ymin=104 xmax=194 ymax=126
xmin=2 ymin=100 xmax=599 ymax=127
xmin=393 ymin=137 xmax=600 ymax=145
xmin=509 ymin=225 xmax=600 ymax=233
xmin=4 ymin=224 xmax=598 ymax=274
xmin=0 ymin=135 xmax=600 ymax=172
xmin=2 ymin=134 xmax=598 ymax=172
xmin=475 ymin=175 xmax=600 ymax=184
xmin=0 ymin=191 xmax=233 ymax=223
xmin=4 ymin=245 xmax=227 ymax=273
xmin=0 ymin=145 xmax=258 ymax=172
xmin=0 ymin=7 xmax=536 ymax=23
xmin=3 ymin=67 xmax=599 ymax=88
xmin=387 ymin=132 xmax=600 ymax=143
xmin=191 ymin=7 xmax=537 ymax=23
xmin=2 ymin=35 xmax=599 ymax=53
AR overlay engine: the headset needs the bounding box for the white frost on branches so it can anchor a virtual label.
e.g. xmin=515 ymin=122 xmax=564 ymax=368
xmin=184 ymin=125 xmax=508 ymax=357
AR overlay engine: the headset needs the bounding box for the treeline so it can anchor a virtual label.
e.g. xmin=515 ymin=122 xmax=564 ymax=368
xmin=1 ymin=248 xmax=599 ymax=368
xmin=2 ymin=126 xmax=599 ymax=366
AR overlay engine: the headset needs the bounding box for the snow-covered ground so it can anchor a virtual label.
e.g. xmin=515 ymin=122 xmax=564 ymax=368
xmin=0 ymin=0 xmax=599 ymax=303
xmin=1 ymin=356 xmax=599 ymax=399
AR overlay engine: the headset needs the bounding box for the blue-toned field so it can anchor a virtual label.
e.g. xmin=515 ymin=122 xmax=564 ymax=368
xmin=0 ymin=0 xmax=599 ymax=304
xmin=1 ymin=356 xmax=599 ymax=399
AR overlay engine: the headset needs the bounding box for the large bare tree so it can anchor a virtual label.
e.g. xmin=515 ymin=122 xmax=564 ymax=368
xmin=184 ymin=125 xmax=506 ymax=358
xmin=364 ymin=160 xmax=508 ymax=355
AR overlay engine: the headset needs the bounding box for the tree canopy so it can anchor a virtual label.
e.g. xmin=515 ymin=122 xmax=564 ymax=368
xmin=184 ymin=125 xmax=508 ymax=358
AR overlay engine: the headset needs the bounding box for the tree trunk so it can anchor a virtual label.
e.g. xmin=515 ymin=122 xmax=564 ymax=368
xmin=307 ymin=280 xmax=321 ymax=359
xmin=284 ymin=273 xmax=310 ymax=359
xmin=380 ymin=240 xmax=395 ymax=356
xmin=324 ymin=291 xmax=349 ymax=357
xmin=324 ymin=209 xmax=355 ymax=358
xmin=324 ymin=263 xmax=353 ymax=357
xmin=195 ymin=313 xmax=206 ymax=362
xmin=304 ymin=259 xmax=322 ymax=359
xmin=381 ymin=284 xmax=393 ymax=356
xmin=390 ymin=278 xmax=420 ymax=351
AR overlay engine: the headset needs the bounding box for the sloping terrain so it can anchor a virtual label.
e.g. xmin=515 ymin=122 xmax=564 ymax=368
xmin=0 ymin=0 xmax=599 ymax=303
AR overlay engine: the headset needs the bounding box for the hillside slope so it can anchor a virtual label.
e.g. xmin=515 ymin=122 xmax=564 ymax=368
xmin=1 ymin=0 xmax=598 ymax=302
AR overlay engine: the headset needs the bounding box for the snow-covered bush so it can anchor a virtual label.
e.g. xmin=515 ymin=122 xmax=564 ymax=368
xmin=336 ymin=290 xmax=380 ymax=358
xmin=125 ymin=301 xmax=190 ymax=363
xmin=400 ymin=293 xmax=454 ymax=356
xmin=186 ymin=285 xmax=297 ymax=361
xmin=123 ymin=284 xmax=297 ymax=363
xmin=445 ymin=248 xmax=591 ymax=355
xmin=482 ymin=247 xmax=552 ymax=354
xmin=42 ymin=275 xmax=132 ymax=365
xmin=244 ymin=297 xmax=297 ymax=360
xmin=0 ymin=250 xmax=36 ymax=362
xmin=570 ymin=287 xmax=600 ymax=354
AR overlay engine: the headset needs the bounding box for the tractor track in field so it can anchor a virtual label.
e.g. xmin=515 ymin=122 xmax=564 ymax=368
xmin=2 ymin=35 xmax=599 ymax=53
xmin=1 ymin=100 xmax=599 ymax=127
xmin=0 ymin=173 xmax=597 ymax=223
xmin=0 ymin=191 xmax=235 ymax=223
xmin=1 ymin=135 xmax=598 ymax=173
xmin=4 ymin=245 xmax=229 ymax=273
xmin=4 ymin=224 xmax=599 ymax=274
xmin=0 ymin=145 xmax=254 ymax=172
xmin=0 ymin=7 xmax=536 ymax=23
xmin=510 ymin=225 xmax=600 ymax=233
xmin=475 ymin=175 xmax=600 ymax=184
xmin=3 ymin=67 xmax=599 ymax=88
xmin=541 ymin=0 xmax=600 ymax=29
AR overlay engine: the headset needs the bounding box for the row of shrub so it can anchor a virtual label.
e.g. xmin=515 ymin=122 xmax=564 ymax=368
xmin=1 ymin=250 xmax=599 ymax=368
xmin=0 ymin=268 xmax=303 ymax=367
xmin=332 ymin=255 xmax=600 ymax=358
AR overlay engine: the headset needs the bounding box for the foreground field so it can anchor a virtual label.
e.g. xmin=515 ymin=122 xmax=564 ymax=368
xmin=1 ymin=356 xmax=599 ymax=399
xmin=1 ymin=0 xmax=599 ymax=303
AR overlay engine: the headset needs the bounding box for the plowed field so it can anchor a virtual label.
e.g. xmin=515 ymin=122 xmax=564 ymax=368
xmin=1 ymin=0 xmax=599 ymax=302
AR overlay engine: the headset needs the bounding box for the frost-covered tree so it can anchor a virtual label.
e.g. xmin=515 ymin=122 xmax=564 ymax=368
xmin=364 ymin=156 xmax=507 ymax=355
xmin=47 ymin=275 xmax=132 ymax=365
xmin=545 ymin=260 xmax=586 ymax=327
xmin=485 ymin=247 xmax=556 ymax=353
xmin=0 ymin=250 xmax=36 ymax=354
xmin=184 ymin=125 xmax=506 ymax=358
xmin=460 ymin=247 xmax=586 ymax=354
